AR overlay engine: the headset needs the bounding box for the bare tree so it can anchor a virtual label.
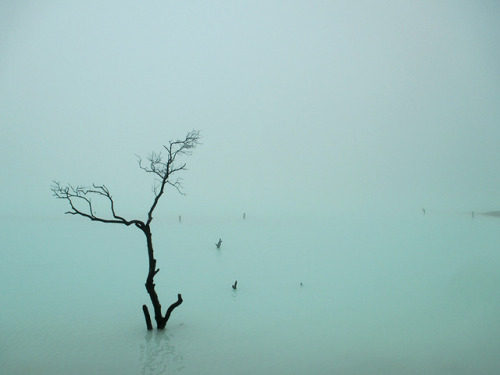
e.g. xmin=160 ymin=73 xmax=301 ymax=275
xmin=51 ymin=130 xmax=201 ymax=330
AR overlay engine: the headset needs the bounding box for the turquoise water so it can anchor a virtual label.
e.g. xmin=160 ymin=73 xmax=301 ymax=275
xmin=1 ymin=212 xmax=499 ymax=374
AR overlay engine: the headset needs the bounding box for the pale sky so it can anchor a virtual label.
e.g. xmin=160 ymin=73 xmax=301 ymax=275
xmin=1 ymin=1 xmax=500 ymax=220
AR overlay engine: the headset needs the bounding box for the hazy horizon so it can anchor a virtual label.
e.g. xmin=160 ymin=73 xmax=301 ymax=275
xmin=1 ymin=1 xmax=500 ymax=219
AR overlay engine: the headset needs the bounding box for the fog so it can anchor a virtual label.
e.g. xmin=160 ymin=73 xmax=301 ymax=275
xmin=1 ymin=1 xmax=500 ymax=373
xmin=1 ymin=1 xmax=500 ymax=219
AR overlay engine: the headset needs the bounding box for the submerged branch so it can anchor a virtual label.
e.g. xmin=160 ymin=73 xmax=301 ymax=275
xmin=160 ymin=294 xmax=183 ymax=329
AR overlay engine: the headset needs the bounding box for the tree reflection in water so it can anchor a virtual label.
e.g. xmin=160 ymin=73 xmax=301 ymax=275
xmin=140 ymin=331 xmax=185 ymax=375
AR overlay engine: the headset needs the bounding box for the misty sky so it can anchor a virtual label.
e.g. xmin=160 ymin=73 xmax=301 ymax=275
xmin=1 ymin=1 xmax=500 ymax=220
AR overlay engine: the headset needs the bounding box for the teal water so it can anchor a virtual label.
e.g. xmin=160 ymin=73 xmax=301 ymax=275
xmin=1 ymin=212 xmax=499 ymax=374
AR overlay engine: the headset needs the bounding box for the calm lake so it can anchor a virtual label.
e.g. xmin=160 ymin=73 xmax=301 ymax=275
xmin=1 ymin=211 xmax=499 ymax=374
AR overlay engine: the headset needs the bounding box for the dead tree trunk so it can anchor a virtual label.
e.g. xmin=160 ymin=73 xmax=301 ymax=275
xmin=51 ymin=130 xmax=200 ymax=330
xmin=140 ymin=223 xmax=183 ymax=329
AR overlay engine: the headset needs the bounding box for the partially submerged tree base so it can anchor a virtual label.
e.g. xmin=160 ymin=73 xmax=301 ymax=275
xmin=52 ymin=130 xmax=200 ymax=330
xmin=142 ymin=294 xmax=183 ymax=330
xmin=143 ymin=305 xmax=153 ymax=330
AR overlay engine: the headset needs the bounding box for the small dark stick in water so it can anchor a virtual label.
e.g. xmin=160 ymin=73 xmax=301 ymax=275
xmin=216 ymin=238 xmax=222 ymax=249
xmin=232 ymin=280 xmax=238 ymax=290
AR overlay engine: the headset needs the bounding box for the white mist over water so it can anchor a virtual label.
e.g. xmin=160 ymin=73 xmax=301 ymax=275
xmin=1 ymin=2 xmax=500 ymax=372
xmin=1 ymin=211 xmax=499 ymax=374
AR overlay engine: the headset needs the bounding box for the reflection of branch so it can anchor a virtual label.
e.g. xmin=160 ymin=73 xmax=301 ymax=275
xmin=140 ymin=331 xmax=184 ymax=375
xmin=50 ymin=181 xmax=143 ymax=227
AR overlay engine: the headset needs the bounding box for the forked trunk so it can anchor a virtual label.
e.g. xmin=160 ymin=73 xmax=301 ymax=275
xmin=141 ymin=224 xmax=183 ymax=329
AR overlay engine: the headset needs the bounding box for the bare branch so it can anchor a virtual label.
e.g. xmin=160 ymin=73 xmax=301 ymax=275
xmin=167 ymin=177 xmax=185 ymax=195
xmin=52 ymin=130 xmax=200 ymax=227
xmin=51 ymin=181 xmax=143 ymax=227
xmin=162 ymin=294 xmax=183 ymax=327
xmin=137 ymin=130 xmax=201 ymax=225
